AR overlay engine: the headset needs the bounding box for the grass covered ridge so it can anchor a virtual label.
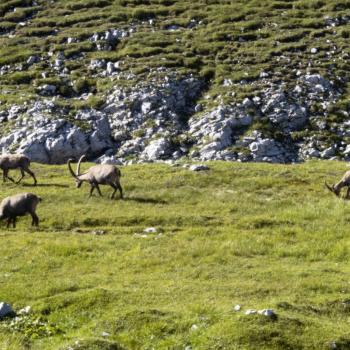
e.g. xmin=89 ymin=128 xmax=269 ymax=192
xmin=1 ymin=161 xmax=350 ymax=349
xmin=0 ymin=0 xmax=349 ymax=111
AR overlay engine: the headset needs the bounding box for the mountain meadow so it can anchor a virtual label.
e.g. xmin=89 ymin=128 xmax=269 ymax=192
xmin=0 ymin=0 xmax=350 ymax=349
xmin=1 ymin=161 xmax=350 ymax=349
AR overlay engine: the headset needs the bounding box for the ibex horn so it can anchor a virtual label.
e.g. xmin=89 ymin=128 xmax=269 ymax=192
xmin=325 ymin=181 xmax=337 ymax=195
xmin=76 ymin=155 xmax=86 ymax=176
xmin=67 ymin=159 xmax=78 ymax=179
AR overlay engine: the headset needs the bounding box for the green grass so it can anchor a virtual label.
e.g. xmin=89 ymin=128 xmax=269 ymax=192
xmin=0 ymin=0 xmax=349 ymax=111
xmin=1 ymin=161 xmax=350 ymax=349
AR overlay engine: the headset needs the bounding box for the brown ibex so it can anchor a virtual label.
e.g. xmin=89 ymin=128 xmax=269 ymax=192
xmin=67 ymin=155 xmax=123 ymax=199
xmin=325 ymin=170 xmax=350 ymax=199
xmin=0 ymin=154 xmax=37 ymax=185
xmin=0 ymin=193 xmax=41 ymax=228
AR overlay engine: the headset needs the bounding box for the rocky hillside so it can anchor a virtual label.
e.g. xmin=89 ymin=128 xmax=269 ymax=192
xmin=0 ymin=0 xmax=349 ymax=164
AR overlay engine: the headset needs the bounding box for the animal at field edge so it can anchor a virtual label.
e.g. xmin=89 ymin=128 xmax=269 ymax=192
xmin=325 ymin=170 xmax=350 ymax=199
xmin=0 ymin=192 xmax=41 ymax=228
xmin=0 ymin=154 xmax=37 ymax=185
xmin=67 ymin=155 xmax=123 ymax=199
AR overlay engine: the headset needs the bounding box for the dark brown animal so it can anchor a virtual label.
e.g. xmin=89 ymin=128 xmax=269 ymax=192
xmin=0 ymin=154 xmax=37 ymax=185
xmin=0 ymin=193 xmax=41 ymax=228
xmin=67 ymin=155 xmax=123 ymax=199
xmin=325 ymin=170 xmax=350 ymax=199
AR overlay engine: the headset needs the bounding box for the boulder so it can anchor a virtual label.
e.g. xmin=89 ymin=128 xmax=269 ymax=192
xmin=141 ymin=138 xmax=172 ymax=161
xmin=26 ymin=55 xmax=39 ymax=66
xmin=38 ymin=84 xmax=56 ymax=96
xmin=106 ymin=62 xmax=115 ymax=75
xmin=189 ymin=164 xmax=210 ymax=171
xmin=96 ymin=154 xmax=122 ymax=165
xmin=249 ymin=138 xmax=291 ymax=163
xmin=0 ymin=302 xmax=13 ymax=318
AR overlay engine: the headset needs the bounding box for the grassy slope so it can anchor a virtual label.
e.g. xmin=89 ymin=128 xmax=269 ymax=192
xmin=0 ymin=0 xmax=349 ymax=111
xmin=1 ymin=161 xmax=350 ymax=349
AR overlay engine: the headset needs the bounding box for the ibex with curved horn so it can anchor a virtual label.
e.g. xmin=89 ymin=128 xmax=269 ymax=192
xmin=325 ymin=170 xmax=350 ymax=199
xmin=67 ymin=155 xmax=123 ymax=199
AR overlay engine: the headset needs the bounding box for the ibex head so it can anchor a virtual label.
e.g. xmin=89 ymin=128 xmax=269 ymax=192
xmin=67 ymin=155 xmax=86 ymax=188
xmin=325 ymin=181 xmax=340 ymax=197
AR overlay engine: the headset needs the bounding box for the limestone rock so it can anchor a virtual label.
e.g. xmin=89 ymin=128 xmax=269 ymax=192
xmin=0 ymin=302 xmax=13 ymax=318
xmin=141 ymin=138 xmax=172 ymax=161
xmin=189 ymin=164 xmax=210 ymax=171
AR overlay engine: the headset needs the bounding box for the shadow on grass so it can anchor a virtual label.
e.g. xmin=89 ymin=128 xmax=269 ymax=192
xmin=123 ymin=196 xmax=168 ymax=205
xmin=22 ymin=183 xmax=69 ymax=188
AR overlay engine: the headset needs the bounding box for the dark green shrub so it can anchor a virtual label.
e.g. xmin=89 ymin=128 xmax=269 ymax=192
xmin=0 ymin=21 xmax=16 ymax=32
xmin=8 ymin=71 xmax=35 ymax=84
xmin=184 ymin=57 xmax=202 ymax=69
xmin=73 ymin=78 xmax=95 ymax=94
xmin=200 ymin=67 xmax=215 ymax=81
xmin=66 ymin=0 xmax=111 ymax=10
xmin=132 ymin=8 xmax=156 ymax=20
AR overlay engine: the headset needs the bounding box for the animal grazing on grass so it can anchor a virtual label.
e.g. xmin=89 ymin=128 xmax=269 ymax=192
xmin=325 ymin=170 xmax=350 ymax=199
xmin=0 ymin=154 xmax=37 ymax=185
xmin=0 ymin=193 xmax=41 ymax=228
xmin=67 ymin=155 xmax=123 ymax=199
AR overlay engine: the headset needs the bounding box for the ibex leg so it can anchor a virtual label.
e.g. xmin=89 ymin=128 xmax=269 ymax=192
xmin=346 ymin=187 xmax=350 ymax=199
xmin=25 ymin=168 xmax=37 ymax=185
xmin=89 ymin=185 xmax=95 ymax=198
xmin=117 ymin=182 xmax=123 ymax=199
xmin=31 ymin=213 xmax=39 ymax=226
xmin=4 ymin=170 xmax=15 ymax=183
xmin=110 ymin=183 xmax=117 ymax=199
xmin=95 ymin=184 xmax=102 ymax=197
xmin=16 ymin=169 xmax=25 ymax=184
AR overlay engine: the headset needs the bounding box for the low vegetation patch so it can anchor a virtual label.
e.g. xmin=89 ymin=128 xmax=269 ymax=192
xmin=0 ymin=161 xmax=350 ymax=349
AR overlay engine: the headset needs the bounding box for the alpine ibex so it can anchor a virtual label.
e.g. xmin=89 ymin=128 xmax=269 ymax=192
xmin=0 ymin=193 xmax=41 ymax=228
xmin=325 ymin=170 xmax=350 ymax=199
xmin=67 ymin=155 xmax=123 ymax=199
xmin=0 ymin=154 xmax=37 ymax=185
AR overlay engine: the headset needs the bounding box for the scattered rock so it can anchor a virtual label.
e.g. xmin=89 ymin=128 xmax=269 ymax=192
xmin=0 ymin=302 xmax=14 ymax=318
xmin=90 ymin=59 xmax=106 ymax=70
xmin=258 ymin=309 xmax=277 ymax=318
xmin=144 ymin=227 xmax=157 ymax=233
xmin=92 ymin=230 xmax=106 ymax=235
xmin=0 ymin=104 xmax=113 ymax=163
xmin=195 ymin=103 xmax=203 ymax=112
xmin=190 ymin=324 xmax=199 ymax=331
xmin=38 ymin=84 xmax=56 ymax=96
xmin=106 ymin=62 xmax=115 ymax=75
xmin=67 ymin=37 xmax=76 ymax=44
xmin=96 ymin=154 xmax=122 ymax=165
xmin=26 ymin=55 xmax=39 ymax=66
xmin=321 ymin=146 xmax=336 ymax=159
xmin=245 ymin=309 xmax=257 ymax=315
xmin=18 ymin=306 xmax=31 ymax=315
xmin=329 ymin=341 xmax=337 ymax=349
xmin=141 ymin=138 xmax=172 ymax=161
xmin=233 ymin=305 xmax=241 ymax=311
xmin=260 ymin=71 xmax=269 ymax=78
xmin=189 ymin=164 xmax=210 ymax=171
xmin=0 ymin=70 xmax=344 ymax=164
